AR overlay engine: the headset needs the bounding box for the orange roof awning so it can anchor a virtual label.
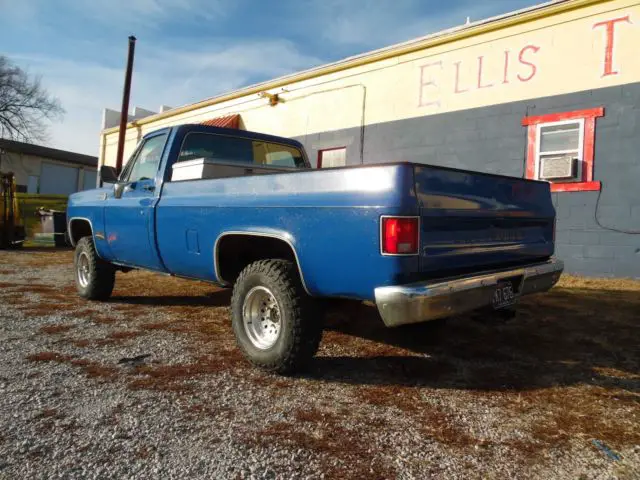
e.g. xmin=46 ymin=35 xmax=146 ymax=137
xmin=200 ymin=114 xmax=240 ymax=129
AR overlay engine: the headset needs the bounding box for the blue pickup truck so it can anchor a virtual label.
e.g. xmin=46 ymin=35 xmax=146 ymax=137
xmin=67 ymin=124 xmax=563 ymax=373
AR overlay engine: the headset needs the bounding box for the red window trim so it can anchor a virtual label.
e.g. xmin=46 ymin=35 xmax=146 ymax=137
xmin=317 ymin=146 xmax=346 ymax=168
xmin=522 ymin=107 xmax=604 ymax=193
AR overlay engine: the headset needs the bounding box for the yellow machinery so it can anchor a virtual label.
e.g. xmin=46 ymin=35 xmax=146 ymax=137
xmin=0 ymin=172 xmax=26 ymax=248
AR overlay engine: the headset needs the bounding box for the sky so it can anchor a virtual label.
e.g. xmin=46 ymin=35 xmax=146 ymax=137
xmin=0 ymin=0 xmax=539 ymax=156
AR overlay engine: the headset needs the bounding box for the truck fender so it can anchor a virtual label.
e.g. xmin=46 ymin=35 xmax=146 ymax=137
xmin=213 ymin=230 xmax=311 ymax=295
xmin=67 ymin=217 xmax=96 ymax=248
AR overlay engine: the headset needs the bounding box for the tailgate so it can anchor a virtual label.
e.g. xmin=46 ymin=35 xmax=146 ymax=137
xmin=413 ymin=165 xmax=555 ymax=275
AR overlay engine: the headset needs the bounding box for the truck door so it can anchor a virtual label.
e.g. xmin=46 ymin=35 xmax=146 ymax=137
xmin=104 ymin=132 xmax=167 ymax=271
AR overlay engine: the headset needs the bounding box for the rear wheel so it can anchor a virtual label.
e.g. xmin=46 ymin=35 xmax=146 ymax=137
xmin=231 ymin=259 xmax=322 ymax=374
xmin=74 ymin=236 xmax=115 ymax=301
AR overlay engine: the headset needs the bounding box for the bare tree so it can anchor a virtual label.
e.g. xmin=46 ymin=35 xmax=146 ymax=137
xmin=0 ymin=55 xmax=64 ymax=143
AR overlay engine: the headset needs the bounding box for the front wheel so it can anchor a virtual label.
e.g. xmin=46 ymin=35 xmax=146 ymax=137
xmin=74 ymin=236 xmax=115 ymax=301
xmin=231 ymin=259 xmax=322 ymax=374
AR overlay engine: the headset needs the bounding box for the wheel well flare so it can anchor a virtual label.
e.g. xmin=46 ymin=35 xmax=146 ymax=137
xmin=215 ymin=234 xmax=307 ymax=291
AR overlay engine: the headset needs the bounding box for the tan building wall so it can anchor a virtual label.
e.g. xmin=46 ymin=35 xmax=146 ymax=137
xmin=0 ymin=151 xmax=96 ymax=193
xmin=101 ymin=0 xmax=640 ymax=168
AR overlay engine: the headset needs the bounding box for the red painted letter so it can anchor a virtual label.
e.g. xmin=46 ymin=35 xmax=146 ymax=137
xmin=418 ymin=61 xmax=442 ymax=107
xmin=593 ymin=15 xmax=632 ymax=77
xmin=503 ymin=50 xmax=510 ymax=84
xmin=454 ymin=61 xmax=468 ymax=93
xmin=517 ymin=45 xmax=540 ymax=82
xmin=477 ymin=56 xmax=494 ymax=89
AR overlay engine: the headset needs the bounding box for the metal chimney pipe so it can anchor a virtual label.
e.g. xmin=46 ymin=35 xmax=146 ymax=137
xmin=115 ymin=35 xmax=136 ymax=175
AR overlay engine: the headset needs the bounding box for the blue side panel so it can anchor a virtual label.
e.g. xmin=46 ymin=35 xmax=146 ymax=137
xmin=155 ymin=164 xmax=418 ymax=300
xmin=66 ymin=188 xmax=114 ymax=260
xmin=102 ymin=180 xmax=167 ymax=271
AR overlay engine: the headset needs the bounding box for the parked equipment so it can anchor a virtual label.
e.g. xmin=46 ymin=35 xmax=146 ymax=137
xmin=0 ymin=173 xmax=26 ymax=249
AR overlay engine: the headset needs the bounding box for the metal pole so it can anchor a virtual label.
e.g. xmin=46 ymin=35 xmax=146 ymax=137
xmin=115 ymin=35 xmax=136 ymax=175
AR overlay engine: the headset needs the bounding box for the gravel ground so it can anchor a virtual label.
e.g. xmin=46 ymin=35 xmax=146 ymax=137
xmin=0 ymin=248 xmax=638 ymax=479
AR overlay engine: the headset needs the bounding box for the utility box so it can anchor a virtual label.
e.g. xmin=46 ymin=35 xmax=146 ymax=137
xmin=37 ymin=209 xmax=68 ymax=247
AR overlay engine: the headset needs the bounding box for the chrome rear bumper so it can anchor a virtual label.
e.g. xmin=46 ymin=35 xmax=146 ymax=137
xmin=374 ymin=258 xmax=564 ymax=327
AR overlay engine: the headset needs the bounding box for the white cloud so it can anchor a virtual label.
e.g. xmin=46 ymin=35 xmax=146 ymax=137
xmin=305 ymin=0 xmax=534 ymax=48
xmin=75 ymin=0 xmax=232 ymax=28
xmin=10 ymin=40 xmax=323 ymax=155
xmin=3 ymin=0 xmax=534 ymax=155
xmin=3 ymin=0 xmax=233 ymax=30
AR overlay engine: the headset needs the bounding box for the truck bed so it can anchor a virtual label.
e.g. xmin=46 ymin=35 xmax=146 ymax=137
xmin=155 ymin=162 xmax=554 ymax=300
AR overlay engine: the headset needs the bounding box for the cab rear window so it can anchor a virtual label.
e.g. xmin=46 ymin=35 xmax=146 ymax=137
xmin=178 ymin=132 xmax=306 ymax=168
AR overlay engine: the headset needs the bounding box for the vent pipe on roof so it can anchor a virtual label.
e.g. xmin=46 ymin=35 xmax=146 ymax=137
xmin=115 ymin=35 xmax=136 ymax=175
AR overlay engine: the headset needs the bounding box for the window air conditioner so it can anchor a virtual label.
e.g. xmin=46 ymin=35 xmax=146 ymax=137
xmin=539 ymin=155 xmax=577 ymax=180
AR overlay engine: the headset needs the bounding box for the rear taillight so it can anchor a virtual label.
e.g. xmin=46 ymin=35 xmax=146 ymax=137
xmin=381 ymin=217 xmax=419 ymax=255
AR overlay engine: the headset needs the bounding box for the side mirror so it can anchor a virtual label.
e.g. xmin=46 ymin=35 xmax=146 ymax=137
xmin=100 ymin=165 xmax=119 ymax=184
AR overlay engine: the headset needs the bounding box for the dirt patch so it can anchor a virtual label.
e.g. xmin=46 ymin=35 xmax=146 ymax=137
xmin=2 ymin=292 xmax=28 ymax=305
xmin=26 ymin=351 xmax=117 ymax=381
xmin=69 ymin=308 xmax=118 ymax=324
xmin=65 ymin=332 xmax=139 ymax=348
xmin=26 ymin=351 xmax=73 ymax=363
xmin=11 ymin=284 xmax=56 ymax=295
xmin=69 ymin=359 xmax=118 ymax=380
xmin=357 ymin=385 xmax=476 ymax=447
xmin=19 ymin=305 xmax=67 ymax=317
xmin=108 ymin=330 xmax=143 ymax=341
xmin=126 ymin=354 xmax=238 ymax=392
xmin=249 ymin=415 xmax=395 ymax=479
xmin=18 ymin=250 xmax=73 ymax=267
xmin=518 ymin=386 xmax=640 ymax=450
xmin=34 ymin=408 xmax=62 ymax=420
xmin=39 ymin=324 xmax=75 ymax=334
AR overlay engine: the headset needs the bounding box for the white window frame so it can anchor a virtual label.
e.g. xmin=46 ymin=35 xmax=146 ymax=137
xmin=534 ymin=118 xmax=585 ymax=180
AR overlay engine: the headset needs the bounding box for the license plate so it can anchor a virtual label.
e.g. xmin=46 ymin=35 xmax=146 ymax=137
xmin=492 ymin=281 xmax=516 ymax=309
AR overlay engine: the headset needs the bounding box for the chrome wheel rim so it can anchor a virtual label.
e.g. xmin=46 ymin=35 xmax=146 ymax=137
xmin=242 ymin=286 xmax=281 ymax=350
xmin=77 ymin=252 xmax=91 ymax=288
